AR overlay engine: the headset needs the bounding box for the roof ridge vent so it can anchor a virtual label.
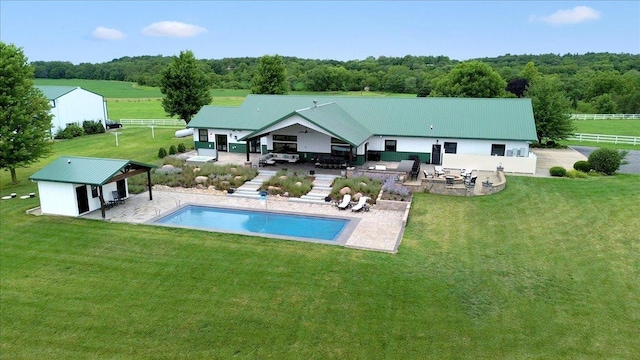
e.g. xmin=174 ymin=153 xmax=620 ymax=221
xmin=313 ymin=100 xmax=317 ymax=107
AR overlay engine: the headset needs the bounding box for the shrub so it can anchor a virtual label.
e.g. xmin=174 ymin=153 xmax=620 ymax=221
xmin=54 ymin=124 xmax=85 ymax=139
xmin=82 ymin=120 xmax=105 ymax=135
xmin=158 ymin=147 xmax=167 ymax=158
xmin=169 ymin=145 xmax=177 ymax=155
xmin=588 ymin=148 xmax=627 ymax=175
xmin=177 ymin=143 xmax=186 ymax=153
xmin=573 ymin=160 xmax=591 ymax=173
xmin=549 ymin=166 xmax=566 ymax=177
xmin=566 ymin=170 xmax=589 ymax=179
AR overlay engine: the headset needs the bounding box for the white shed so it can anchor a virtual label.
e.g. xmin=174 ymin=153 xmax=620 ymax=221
xmin=35 ymin=86 xmax=109 ymax=134
xmin=29 ymin=156 xmax=155 ymax=219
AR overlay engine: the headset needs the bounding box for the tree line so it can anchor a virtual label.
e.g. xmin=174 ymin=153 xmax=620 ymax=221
xmin=31 ymin=52 xmax=640 ymax=113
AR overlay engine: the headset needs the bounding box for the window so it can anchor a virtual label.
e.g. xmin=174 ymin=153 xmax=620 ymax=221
xmin=491 ymin=144 xmax=506 ymax=156
xmin=273 ymin=134 xmax=297 ymax=142
xmin=385 ymin=140 xmax=397 ymax=152
xmin=198 ymin=129 xmax=208 ymax=142
xmin=91 ymin=185 xmax=99 ymax=198
xmin=444 ymin=142 xmax=457 ymax=154
xmin=273 ymin=142 xmax=297 ymax=153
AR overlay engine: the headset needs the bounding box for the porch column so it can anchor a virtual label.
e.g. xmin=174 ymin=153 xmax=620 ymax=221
xmin=98 ymin=186 xmax=106 ymax=219
xmin=147 ymin=170 xmax=153 ymax=200
xmin=246 ymin=140 xmax=250 ymax=162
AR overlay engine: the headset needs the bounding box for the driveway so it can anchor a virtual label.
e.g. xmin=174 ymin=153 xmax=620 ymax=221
xmin=570 ymin=146 xmax=640 ymax=175
xmin=531 ymin=148 xmax=587 ymax=177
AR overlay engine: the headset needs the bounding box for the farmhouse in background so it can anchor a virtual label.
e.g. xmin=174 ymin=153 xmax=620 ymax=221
xmin=29 ymin=156 xmax=155 ymax=219
xmin=35 ymin=85 xmax=109 ymax=135
xmin=188 ymin=95 xmax=539 ymax=173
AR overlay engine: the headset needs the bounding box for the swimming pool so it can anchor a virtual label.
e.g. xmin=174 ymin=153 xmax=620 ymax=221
xmin=154 ymin=205 xmax=351 ymax=242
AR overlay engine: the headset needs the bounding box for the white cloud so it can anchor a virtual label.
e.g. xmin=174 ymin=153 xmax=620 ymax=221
xmin=92 ymin=26 xmax=126 ymax=40
xmin=142 ymin=21 xmax=207 ymax=38
xmin=530 ymin=6 xmax=601 ymax=25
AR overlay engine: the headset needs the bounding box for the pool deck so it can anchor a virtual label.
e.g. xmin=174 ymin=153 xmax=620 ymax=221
xmin=82 ymin=186 xmax=406 ymax=253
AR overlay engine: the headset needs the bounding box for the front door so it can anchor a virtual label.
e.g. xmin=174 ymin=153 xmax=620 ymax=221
xmin=249 ymin=139 xmax=260 ymax=153
xmin=216 ymin=134 xmax=228 ymax=152
xmin=76 ymin=185 xmax=90 ymax=214
xmin=432 ymin=144 xmax=442 ymax=165
xmin=116 ymin=179 xmax=126 ymax=199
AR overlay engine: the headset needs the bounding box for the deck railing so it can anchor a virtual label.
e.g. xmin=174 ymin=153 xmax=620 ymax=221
xmin=568 ymin=133 xmax=639 ymax=145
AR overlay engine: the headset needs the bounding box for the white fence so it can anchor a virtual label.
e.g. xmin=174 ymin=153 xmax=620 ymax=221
xmin=119 ymin=119 xmax=186 ymax=127
xmin=571 ymin=114 xmax=640 ymax=120
xmin=568 ymin=133 xmax=639 ymax=145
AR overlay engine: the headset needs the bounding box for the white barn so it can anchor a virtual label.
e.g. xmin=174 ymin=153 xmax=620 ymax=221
xmin=29 ymin=157 xmax=155 ymax=219
xmin=35 ymin=86 xmax=109 ymax=134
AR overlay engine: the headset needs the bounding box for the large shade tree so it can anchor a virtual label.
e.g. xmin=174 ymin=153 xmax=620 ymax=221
xmin=160 ymin=50 xmax=212 ymax=124
xmin=251 ymin=55 xmax=288 ymax=94
xmin=526 ymin=76 xmax=575 ymax=145
xmin=432 ymin=61 xmax=506 ymax=98
xmin=0 ymin=42 xmax=53 ymax=184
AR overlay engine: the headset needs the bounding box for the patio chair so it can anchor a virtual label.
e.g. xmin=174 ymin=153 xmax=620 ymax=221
xmin=336 ymin=194 xmax=352 ymax=210
xmin=351 ymin=196 xmax=370 ymax=212
xmin=434 ymin=166 xmax=445 ymax=176
xmin=465 ymin=175 xmax=478 ymax=187
xmin=111 ymin=190 xmax=125 ymax=205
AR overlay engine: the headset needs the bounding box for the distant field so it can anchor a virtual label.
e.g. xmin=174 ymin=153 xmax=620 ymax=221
xmin=573 ymin=120 xmax=640 ymax=136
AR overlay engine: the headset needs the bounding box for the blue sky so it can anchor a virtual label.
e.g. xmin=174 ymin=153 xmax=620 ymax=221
xmin=1 ymin=1 xmax=638 ymax=64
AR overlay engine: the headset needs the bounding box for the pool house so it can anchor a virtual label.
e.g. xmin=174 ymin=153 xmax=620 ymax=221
xmin=187 ymin=95 xmax=539 ymax=173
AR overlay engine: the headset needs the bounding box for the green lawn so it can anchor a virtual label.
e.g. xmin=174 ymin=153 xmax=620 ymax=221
xmin=573 ymin=120 xmax=640 ymax=136
xmin=1 ymin=131 xmax=639 ymax=358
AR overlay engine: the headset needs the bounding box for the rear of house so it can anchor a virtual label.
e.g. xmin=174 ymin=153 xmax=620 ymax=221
xmin=187 ymin=95 xmax=539 ymax=173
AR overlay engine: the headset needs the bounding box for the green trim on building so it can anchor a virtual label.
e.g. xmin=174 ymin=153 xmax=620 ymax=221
xmin=380 ymin=151 xmax=430 ymax=163
xmin=194 ymin=141 xmax=215 ymax=150
xmin=230 ymin=143 xmax=246 ymax=153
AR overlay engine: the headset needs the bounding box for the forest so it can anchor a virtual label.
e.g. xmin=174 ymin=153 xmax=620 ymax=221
xmin=31 ymin=52 xmax=640 ymax=113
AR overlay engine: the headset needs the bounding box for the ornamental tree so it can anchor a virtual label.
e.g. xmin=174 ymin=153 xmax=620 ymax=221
xmin=526 ymin=76 xmax=575 ymax=145
xmin=0 ymin=42 xmax=53 ymax=184
xmin=160 ymin=50 xmax=212 ymax=124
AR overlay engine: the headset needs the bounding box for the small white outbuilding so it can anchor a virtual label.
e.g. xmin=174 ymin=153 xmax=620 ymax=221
xmin=29 ymin=156 xmax=155 ymax=219
xmin=35 ymin=85 xmax=109 ymax=134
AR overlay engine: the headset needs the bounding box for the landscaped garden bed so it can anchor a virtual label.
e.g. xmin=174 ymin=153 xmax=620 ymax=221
xmin=128 ymin=156 xmax=258 ymax=193
xmin=259 ymin=169 xmax=313 ymax=197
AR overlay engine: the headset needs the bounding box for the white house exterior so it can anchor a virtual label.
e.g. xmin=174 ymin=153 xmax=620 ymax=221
xmin=36 ymin=180 xmax=123 ymax=217
xmin=35 ymin=86 xmax=109 ymax=134
xmin=187 ymin=95 xmax=539 ymax=174
xmin=29 ymin=157 xmax=155 ymax=219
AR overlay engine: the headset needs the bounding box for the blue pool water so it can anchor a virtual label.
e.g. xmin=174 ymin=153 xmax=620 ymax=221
xmin=155 ymin=205 xmax=349 ymax=241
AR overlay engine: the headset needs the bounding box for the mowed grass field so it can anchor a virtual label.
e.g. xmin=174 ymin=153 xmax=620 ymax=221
xmin=1 ymin=126 xmax=640 ymax=357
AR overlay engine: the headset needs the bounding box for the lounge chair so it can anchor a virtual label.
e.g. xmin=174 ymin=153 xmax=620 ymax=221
xmin=434 ymin=166 xmax=445 ymax=176
xmin=351 ymin=196 xmax=370 ymax=212
xmin=336 ymin=194 xmax=352 ymax=210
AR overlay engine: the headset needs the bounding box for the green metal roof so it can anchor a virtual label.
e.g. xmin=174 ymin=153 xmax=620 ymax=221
xmin=34 ymin=86 xmax=78 ymax=100
xmin=29 ymin=156 xmax=156 ymax=186
xmin=188 ymin=95 xmax=538 ymax=145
